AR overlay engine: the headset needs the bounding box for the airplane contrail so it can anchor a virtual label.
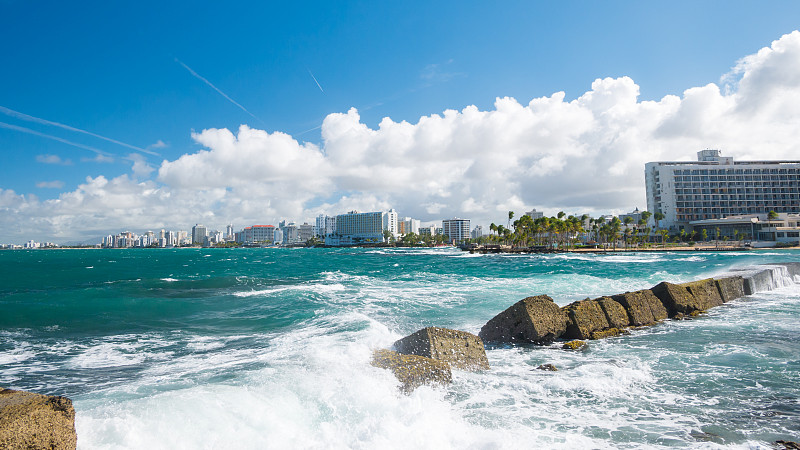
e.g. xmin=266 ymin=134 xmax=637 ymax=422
xmin=175 ymin=58 xmax=264 ymax=124
xmin=0 ymin=105 xmax=160 ymax=156
xmin=0 ymin=121 xmax=114 ymax=158
xmin=307 ymin=69 xmax=324 ymax=93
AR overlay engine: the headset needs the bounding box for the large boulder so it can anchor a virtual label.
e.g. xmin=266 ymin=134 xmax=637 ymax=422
xmin=393 ymin=327 xmax=490 ymax=371
xmin=562 ymin=299 xmax=610 ymax=340
xmin=371 ymin=349 xmax=452 ymax=393
xmin=715 ymin=276 xmax=746 ymax=303
xmin=0 ymin=388 xmax=77 ymax=450
xmin=651 ymin=281 xmax=699 ymax=316
xmin=612 ymin=289 xmax=667 ymax=326
xmin=479 ymin=295 xmax=568 ymax=344
xmin=595 ymin=296 xmax=630 ymax=329
xmin=680 ymin=279 xmax=724 ymax=310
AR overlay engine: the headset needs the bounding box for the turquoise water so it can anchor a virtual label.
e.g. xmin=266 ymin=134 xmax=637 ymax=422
xmin=1 ymin=248 xmax=799 ymax=448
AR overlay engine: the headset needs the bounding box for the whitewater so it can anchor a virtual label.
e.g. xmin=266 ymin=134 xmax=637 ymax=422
xmin=1 ymin=248 xmax=798 ymax=449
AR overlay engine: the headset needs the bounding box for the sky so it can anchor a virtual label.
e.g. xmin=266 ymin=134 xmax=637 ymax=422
xmin=2 ymin=1 xmax=800 ymax=243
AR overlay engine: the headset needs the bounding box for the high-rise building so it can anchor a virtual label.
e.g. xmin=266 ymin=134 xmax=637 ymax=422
xmin=645 ymin=149 xmax=800 ymax=231
xmin=442 ymin=218 xmax=471 ymax=243
xmin=471 ymin=225 xmax=484 ymax=239
xmin=398 ymin=217 xmax=420 ymax=235
xmin=192 ymin=224 xmax=207 ymax=245
xmin=325 ymin=209 xmax=397 ymax=245
xmin=298 ymin=223 xmax=314 ymax=242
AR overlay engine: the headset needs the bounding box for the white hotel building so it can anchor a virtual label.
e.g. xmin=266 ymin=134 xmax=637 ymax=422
xmin=324 ymin=209 xmax=399 ymax=246
xmin=645 ymin=149 xmax=800 ymax=231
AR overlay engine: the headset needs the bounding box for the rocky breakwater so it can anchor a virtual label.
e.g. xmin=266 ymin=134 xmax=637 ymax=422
xmin=372 ymin=263 xmax=798 ymax=391
xmin=372 ymin=326 xmax=490 ymax=392
xmin=480 ymin=263 xmax=799 ymax=347
xmin=0 ymin=388 xmax=77 ymax=449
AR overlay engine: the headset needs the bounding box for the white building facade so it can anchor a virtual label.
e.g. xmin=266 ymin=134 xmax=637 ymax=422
xmin=646 ymin=149 xmax=800 ymax=231
xmin=442 ymin=218 xmax=471 ymax=243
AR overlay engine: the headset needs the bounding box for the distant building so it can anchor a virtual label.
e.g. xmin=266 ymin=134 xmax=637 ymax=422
xmin=398 ymin=217 xmax=420 ymax=235
xmin=280 ymin=221 xmax=301 ymax=245
xmin=192 ymin=224 xmax=207 ymax=245
xmin=525 ymin=209 xmax=544 ymax=220
xmin=316 ymin=214 xmax=337 ymax=238
xmin=299 ymin=223 xmax=314 ymax=243
xmin=471 ymin=225 xmax=484 ymax=239
xmin=618 ymin=208 xmax=644 ymax=227
xmin=325 ymin=210 xmax=397 ymax=246
xmin=646 ymin=149 xmax=800 ymax=231
xmin=240 ymin=225 xmax=276 ymax=245
xmin=442 ymin=218 xmax=470 ymax=243
xmin=418 ymin=226 xmax=437 ymax=236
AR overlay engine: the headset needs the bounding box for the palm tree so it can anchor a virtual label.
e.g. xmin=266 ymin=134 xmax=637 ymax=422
xmin=508 ymin=211 xmax=514 ymax=231
xmin=653 ymin=212 xmax=665 ymax=245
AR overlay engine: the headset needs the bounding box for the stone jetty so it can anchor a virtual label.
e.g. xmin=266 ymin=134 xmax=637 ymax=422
xmin=0 ymin=388 xmax=77 ymax=449
xmin=481 ymin=264 xmax=798 ymax=346
xmin=374 ymin=263 xmax=798 ymax=392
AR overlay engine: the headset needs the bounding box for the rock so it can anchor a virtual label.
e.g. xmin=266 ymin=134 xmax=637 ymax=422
xmin=776 ymin=440 xmax=800 ymax=449
xmin=715 ymin=276 xmax=745 ymax=303
xmin=0 ymin=388 xmax=77 ymax=450
xmin=371 ymin=349 xmax=452 ymax=393
xmin=562 ymin=299 xmax=610 ymax=340
xmin=680 ymin=278 xmax=725 ymax=310
xmin=562 ymin=340 xmax=586 ymax=350
xmin=479 ymin=295 xmax=568 ymax=344
xmin=612 ymin=289 xmax=666 ymax=326
xmin=590 ymin=328 xmax=622 ymax=340
xmin=393 ymin=327 xmax=490 ymax=371
xmin=595 ymin=297 xmax=630 ymax=329
xmin=536 ymin=364 xmax=558 ymax=371
xmin=651 ymin=281 xmax=704 ymax=317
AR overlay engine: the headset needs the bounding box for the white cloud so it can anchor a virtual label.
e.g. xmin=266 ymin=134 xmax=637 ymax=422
xmin=4 ymin=30 xmax=800 ymax=243
xmin=35 ymin=181 xmax=65 ymax=189
xmin=81 ymin=154 xmax=115 ymax=163
xmin=36 ymin=154 xmax=73 ymax=165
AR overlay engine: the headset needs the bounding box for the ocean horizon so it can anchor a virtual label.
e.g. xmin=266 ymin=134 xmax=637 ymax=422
xmin=1 ymin=247 xmax=799 ymax=448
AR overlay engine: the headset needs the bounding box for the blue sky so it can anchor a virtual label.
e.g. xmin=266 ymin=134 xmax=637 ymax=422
xmin=3 ymin=1 xmax=800 ymax=242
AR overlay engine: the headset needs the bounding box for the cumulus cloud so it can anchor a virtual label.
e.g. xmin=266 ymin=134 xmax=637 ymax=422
xmin=4 ymin=31 xmax=800 ymax=243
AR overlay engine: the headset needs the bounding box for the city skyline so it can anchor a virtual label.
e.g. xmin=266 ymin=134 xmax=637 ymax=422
xmin=3 ymin=3 xmax=800 ymax=243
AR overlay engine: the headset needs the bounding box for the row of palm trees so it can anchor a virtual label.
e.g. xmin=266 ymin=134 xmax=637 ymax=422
xmin=482 ymin=210 xmax=670 ymax=250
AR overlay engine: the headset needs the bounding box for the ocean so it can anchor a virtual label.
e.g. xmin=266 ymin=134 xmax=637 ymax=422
xmin=1 ymin=248 xmax=799 ymax=449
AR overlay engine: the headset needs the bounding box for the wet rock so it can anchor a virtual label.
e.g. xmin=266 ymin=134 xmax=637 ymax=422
xmin=562 ymin=340 xmax=586 ymax=350
xmin=479 ymin=295 xmax=568 ymax=344
xmin=536 ymin=364 xmax=558 ymax=371
xmin=562 ymin=299 xmax=610 ymax=340
xmin=371 ymin=349 xmax=452 ymax=393
xmin=715 ymin=276 xmax=745 ymax=302
xmin=590 ymin=328 xmax=622 ymax=340
xmin=776 ymin=440 xmax=800 ymax=449
xmin=651 ymin=281 xmax=704 ymax=317
xmin=0 ymin=388 xmax=77 ymax=450
xmin=393 ymin=327 xmax=490 ymax=371
xmin=612 ymin=289 xmax=667 ymax=326
xmin=595 ymin=296 xmax=630 ymax=329
xmin=680 ymin=278 xmax=725 ymax=310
